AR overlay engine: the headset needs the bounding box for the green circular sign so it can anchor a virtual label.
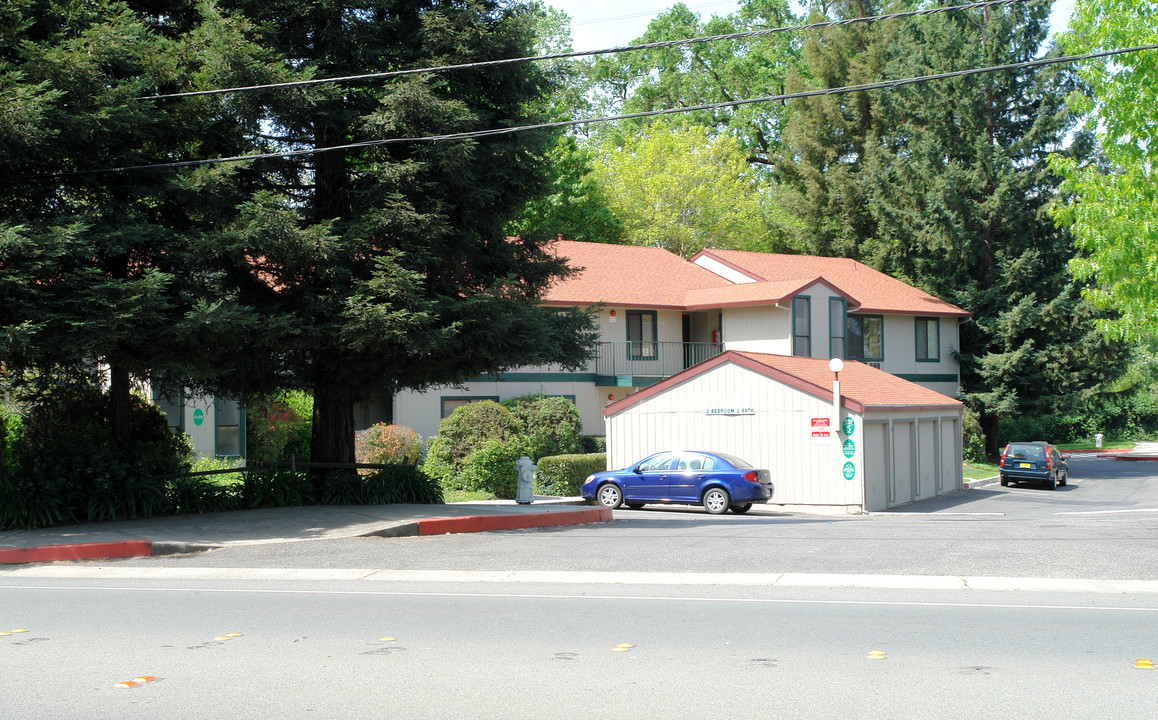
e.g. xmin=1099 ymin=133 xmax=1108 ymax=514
xmin=843 ymin=439 xmax=855 ymax=458
xmin=193 ymin=408 xmax=205 ymax=427
xmin=842 ymin=417 xmax=855 ymax=437
xmin=842 ymin=461 xmax=855 ymax=481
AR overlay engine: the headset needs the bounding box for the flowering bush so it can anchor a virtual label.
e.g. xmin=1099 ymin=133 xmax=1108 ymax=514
xmin=246 ymin=392 xmax=312 ymax=466
xmin=356 ymin=423 xmax=422 ymax=466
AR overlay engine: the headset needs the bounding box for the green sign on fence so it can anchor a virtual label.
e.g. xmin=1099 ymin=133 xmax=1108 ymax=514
xmin=842 ymin=417 xmax=855 ymax=437
xmin=843 ymin=461 xmax=855 ymax=481
xmin=193 ymin=408 xmax=205 ymax=427
xmin=843 ymin=439 xmax=855 ymax=458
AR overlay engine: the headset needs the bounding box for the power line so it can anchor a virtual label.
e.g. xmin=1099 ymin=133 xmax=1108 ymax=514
xmin=139 ymin=0 xmax=1032 ymax=101
xmin=570 ymin=1 xmax=740 ymax=27
xmin=89 ymin=43 xmax=1158 ymax=176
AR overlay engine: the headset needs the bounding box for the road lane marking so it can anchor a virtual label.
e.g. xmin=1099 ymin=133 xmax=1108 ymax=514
xmin=1136 ymin=658 xmax=1154 ymax=669
xmin=6 ymin=584 xmax=1158 ymax=614
xmin=114 ymin=676 xmax=157 ymax=689
xmin=1055 ymin=508 xmax=1158 ymax=515
xmin=6 ymin=567 xmax=1158 ymax=595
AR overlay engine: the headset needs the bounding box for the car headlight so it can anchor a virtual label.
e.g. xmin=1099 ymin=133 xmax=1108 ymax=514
xmin=584 ymin=475 xmax=594 ymax=484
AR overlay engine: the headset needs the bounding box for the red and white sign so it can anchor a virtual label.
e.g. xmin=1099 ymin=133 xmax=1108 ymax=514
xmin=811 ymin=417 xmax=832 ymax=444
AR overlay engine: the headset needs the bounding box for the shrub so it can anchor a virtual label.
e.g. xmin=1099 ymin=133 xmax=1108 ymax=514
xmin=579 ymin=435 xmax=606 ymax=453
xmin=356 ymin=424 xmax=422 ymax=466
xmin=535 ymin=453 xmax=607 ymax=497
xmin=247 ymin=391 xmax=312 ymax=465
xmin=501 ymin=395 xmax=583 ymax=461
xmin=242 ymin=469 xmax=313 ymax=508
xmin=166 ymin=475 xmax=242 ymax=515
xmin=962 ymin=409 xmax=986 ymax=463
xmin=423 ymin=401 xmax=519 ymax=487
xmin=6 ymin=375 xmax=191 ymax=524
xmin=459 ymin=437 xmax=532 ymax=499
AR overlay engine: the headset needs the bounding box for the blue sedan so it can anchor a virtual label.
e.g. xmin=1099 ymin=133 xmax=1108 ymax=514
xmin=581 ymin=451 xmax=774 ymax=514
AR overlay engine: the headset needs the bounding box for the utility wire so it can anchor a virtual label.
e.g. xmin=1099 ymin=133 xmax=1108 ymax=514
xmin=139 ymin=0 xmax=1031 ymax=100
xmin=90 ymin=43 xmax=1158 ymax=176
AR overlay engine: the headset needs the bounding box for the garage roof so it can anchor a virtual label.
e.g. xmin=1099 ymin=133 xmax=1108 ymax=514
xmin=604 ymin=351 xmax=963 ymax=416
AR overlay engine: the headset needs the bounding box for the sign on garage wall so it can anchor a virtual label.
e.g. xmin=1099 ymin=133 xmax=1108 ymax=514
xmin=811 ymin=417 xmax=832 ymax=444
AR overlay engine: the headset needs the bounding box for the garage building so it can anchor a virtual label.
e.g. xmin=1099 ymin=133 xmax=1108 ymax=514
xmin=603 ymin=351 xmax=964 ymax=512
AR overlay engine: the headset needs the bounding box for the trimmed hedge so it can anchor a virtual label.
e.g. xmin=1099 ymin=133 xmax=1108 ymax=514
xmin=534 ymin=452 xmax=607 ymax=497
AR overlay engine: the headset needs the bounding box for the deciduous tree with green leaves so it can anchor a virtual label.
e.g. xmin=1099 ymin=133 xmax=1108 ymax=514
xmin=1050 ymin=0 xmax=1158 ymax=343
xmin=594 ymin=120 xmax=785 ymax=256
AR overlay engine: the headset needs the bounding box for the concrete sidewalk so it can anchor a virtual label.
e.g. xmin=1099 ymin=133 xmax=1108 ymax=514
xmin=0 ymin=497 xmax=607 ymax=564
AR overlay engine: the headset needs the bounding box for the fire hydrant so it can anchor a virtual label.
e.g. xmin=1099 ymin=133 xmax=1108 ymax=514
xmin=515 ymin=456 xmax=536 ymax=504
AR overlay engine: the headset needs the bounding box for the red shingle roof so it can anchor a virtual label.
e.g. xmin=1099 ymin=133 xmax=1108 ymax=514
xmin=693 ymin=249 xmax=970 ymax=317
xmin=604 ymin=351 xmax=962 ymax=416
xmin=544 ymin=241 xmax=968 ymax=317
xmin=544 ymin=241 xmax=730 ymax=309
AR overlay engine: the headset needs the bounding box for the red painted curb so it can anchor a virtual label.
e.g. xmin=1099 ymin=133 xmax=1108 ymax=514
xmin=1111 ymin=455 xmax=1158 ymax=461
xmin=417 ymin=507 xmax=613 ymax=536
xmin=0 ymin=540 xmax=153 ymax=565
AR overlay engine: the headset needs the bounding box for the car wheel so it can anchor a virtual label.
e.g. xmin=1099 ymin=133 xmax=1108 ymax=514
xmin=625 ymin=502 xmax=646 ymax=510
xmin=702 ymin=487 xmax=730 ymax=515
xmin=1000 ymin=477 xmax=1009 ymax=487
xmin=1047 ymin=474 xmax=1057 ymax=490
xmin=1059 ymin=473 xmax=1067 ymax=487
xmin=729 ymin=503 xmax=753 ymax=514
xmin=596 ymin=483 xmax=623 ymax=509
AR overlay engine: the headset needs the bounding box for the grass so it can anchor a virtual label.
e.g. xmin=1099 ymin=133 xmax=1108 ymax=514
xmin=1055 ymin=440 xmax=1134 ymax=451
xmin=963 ymin=461 xmax=999 ymax=480
xmin=442 ymin=489 xmax=499 ymax=503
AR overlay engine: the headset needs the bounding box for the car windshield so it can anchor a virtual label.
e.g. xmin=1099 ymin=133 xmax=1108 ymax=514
xmin=1006 ymin=444 xmax=1045 ymax=460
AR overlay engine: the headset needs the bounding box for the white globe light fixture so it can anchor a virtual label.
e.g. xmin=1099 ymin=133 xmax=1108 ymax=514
xmin=828 ymin=357 xmax=844 ymax=374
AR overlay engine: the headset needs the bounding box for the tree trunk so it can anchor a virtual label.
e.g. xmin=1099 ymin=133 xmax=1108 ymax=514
xmin=310 ymin=383 xmax=356 ymax=466
xmin=981 ymin=411 xmax=1001 ymax=461
xmin=109 ymin=362 xmax=132 ymax=445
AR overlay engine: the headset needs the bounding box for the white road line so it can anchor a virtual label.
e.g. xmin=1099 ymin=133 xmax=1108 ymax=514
xmin=4 ymin=567 xmax=1158 ymax=594
xmin=1055 ymin=508 xmax=1158 ymax=516
xmin=2 ymin=583 xmax=1158 ymax=612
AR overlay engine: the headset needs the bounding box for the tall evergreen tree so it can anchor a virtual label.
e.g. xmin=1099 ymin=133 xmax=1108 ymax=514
xmin=213 ymin=0 xmax=597 ymax=464
xmin=776 ymin=1 xmax=1127 ymax=454
xmin=0 ymin=0 xmax=283 ymax=441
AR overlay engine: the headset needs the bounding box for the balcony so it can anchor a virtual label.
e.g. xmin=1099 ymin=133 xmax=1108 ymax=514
xmin=594 ymin=341 xmax=723 ymax=387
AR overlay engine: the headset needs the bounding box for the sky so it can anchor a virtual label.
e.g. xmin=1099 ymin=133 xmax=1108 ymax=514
xmin=545 ymin=0 xmax=1078 ymax=52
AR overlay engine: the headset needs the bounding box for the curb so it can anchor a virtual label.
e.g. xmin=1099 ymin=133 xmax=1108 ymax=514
xmin=416 ymin=507 xmax=613 ymax=536
xmin=0 ymin=540 xmax=153 ymax=565
xmin=0 ymin=508 xmax=615 ymax=565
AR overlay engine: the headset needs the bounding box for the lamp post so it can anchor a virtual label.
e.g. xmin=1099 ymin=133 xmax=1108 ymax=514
xmin=829 ymin=357 xmax=843 ymax=437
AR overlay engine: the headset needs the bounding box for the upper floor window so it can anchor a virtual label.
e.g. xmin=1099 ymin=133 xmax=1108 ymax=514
xmin=441 ymin=396 xmax=500 ymax=419
xmin=915 ymin=317 xmax=940 ymax=362
xmin=627 ymin=310 xmax=657 ymax=359
xmin=829 ymin=298 xmax=846 ymax=360
xmin=847 ymin=315 xmax=884 ymax=362
xmin=792 ymin=296 xmax=811 ymax=357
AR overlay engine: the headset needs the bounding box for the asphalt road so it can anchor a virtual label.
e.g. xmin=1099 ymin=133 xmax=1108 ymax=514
xmin=71 ymin=455 xmax=1158 ymax=581
xmin=3 ymin=579 xmax=1157 ymax=719
xmin=4 ymin=455 xmax=1157 ymax=719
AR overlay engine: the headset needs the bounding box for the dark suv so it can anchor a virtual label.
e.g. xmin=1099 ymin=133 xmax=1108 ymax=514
xmin=999 ymin=442 xmax=1068 ymax=489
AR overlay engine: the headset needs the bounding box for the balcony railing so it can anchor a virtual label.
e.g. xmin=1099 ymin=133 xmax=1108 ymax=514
xmin=595 ymin=341 xmax=723 ymax=386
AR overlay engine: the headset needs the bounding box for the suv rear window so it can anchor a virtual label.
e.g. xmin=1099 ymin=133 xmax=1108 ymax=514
xmin=1005 ymin=444 xmax=1046 ymax=460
